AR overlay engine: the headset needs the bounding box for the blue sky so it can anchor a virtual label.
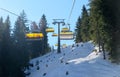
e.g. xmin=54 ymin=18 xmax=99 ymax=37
xmin=0 ymin=0 xmax=89 ymax=48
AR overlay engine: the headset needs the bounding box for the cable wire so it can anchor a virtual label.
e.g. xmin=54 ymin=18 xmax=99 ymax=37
xmin=0 ymin=8 xmax=19 ymax=17
xmin=67 ymin=0 xmax=76 ymax=24
xmin=0 ymin=7 xmax=32 ymax=23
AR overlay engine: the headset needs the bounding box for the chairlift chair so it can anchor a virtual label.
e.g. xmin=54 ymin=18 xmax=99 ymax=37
xmin=52 ymin=33 xmax=58 ymax=37
xmin=55 ymin=44 xmax=58 ymax=46
xmin=46 ymin=27 xmax=54 ymax=32
xmin=62 ymin=44 xmax=67 ymax=48
xmin=61 ymin=27 xmax=69 ymax=32
xmin=25 ymin=30 xmax=44 ymax=41
xmin=60 ymin=31 xmax=74 ymax=40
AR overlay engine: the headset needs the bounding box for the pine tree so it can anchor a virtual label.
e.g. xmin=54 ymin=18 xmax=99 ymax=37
xmin=0 ymin=17 xmax=4 ymax=77
xmin=0 ymin=17 xmax=4 ymax=55
xmin=75 ymin=5 xmax=90 ymax=43
xmin=80 ymin=5 xmax=90 ymax=42
xmin=89 ymin=0 xmax=101 ymax=44
xmin=0 ymin=17 xmax=4 ymax=41
xmin=75 ymin=16 xmax=82 ymax=43
xmin=30 ymin=21 xmax=39 ymax=31
xmin=0 ymin=16 xmax=12 ymax=77
xmin=13 ymin=11 xmax=29 ymax=77
xmin=114 ymin=0 xmax=120 ymax=62
xmin=104 ymin=0 xmax=120 ymax=62
xmin=89 ymin=0 xmax=120 ymax=61
xmin=39 ymin=14 xmax=49 ymax=54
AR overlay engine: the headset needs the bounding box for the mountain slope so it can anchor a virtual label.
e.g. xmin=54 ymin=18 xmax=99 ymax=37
xmin=26 ymin=42 xmax=120 ymax=77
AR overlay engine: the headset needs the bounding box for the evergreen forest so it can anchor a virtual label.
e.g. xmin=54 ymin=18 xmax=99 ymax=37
xmin=75 ymin=0 xmax=120 ymax=63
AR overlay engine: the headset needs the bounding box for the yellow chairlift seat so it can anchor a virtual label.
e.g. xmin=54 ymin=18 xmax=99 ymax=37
xmin=55 ymin=44 xmax=58 ymax=46
xmin=61 ymin=27 xmax=69 ymax=32
xmin=52 ymin=33 xmax=58 ymax=37
xmin=62 ymin=44 xmax=67 ymax=46
xmin=62 ymin=44 xmax=67 ymax=48
xmin=25 ymin=32 xmax=44 ymax=41
xmin=60 ymin=31 xmax=74 ymax=40
xmin=46 ymin=27 xmax=54 ymax=32
xmin=60 ymin=31 xmax=73 ymax=35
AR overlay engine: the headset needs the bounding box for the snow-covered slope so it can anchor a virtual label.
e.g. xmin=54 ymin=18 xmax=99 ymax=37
xmin=26 ymin=42 xmax=120 ymax=77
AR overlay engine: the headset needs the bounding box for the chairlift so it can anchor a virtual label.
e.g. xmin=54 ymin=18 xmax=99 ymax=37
xmin=61 ymin=27 xmax=69 ymax=32
xmin=62 ymin=44 xmax=67 ymax=47
xmin=46 ymin=27 xmax=54 ymax=32
xmin=55 ymin=44 xmax=58 ymax=46
xmin=25 ymin=30 xmax=44 ymax=41
xmin=60 ymin=31 xmax=74 ymax=40
xmin=52 ymin=33 xmax=58 ymax=37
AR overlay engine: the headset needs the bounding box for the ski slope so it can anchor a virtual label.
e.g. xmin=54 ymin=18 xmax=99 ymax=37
xmin=25 ymin=42 xmax=120 ymax=77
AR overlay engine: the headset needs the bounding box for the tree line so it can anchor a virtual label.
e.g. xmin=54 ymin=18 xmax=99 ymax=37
xmin=0 ymin=11 xmax=50 ymax=77
xmin=75 ymin=0 xmax=120 ymax=63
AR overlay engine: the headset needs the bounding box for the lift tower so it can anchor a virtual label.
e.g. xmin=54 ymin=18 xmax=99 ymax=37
xmin=53 ymin=19 xmax=65 ymax=53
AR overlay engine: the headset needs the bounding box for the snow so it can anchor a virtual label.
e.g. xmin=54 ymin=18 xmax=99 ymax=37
xmin=26 ymin=42 xmax=120 ymax=77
